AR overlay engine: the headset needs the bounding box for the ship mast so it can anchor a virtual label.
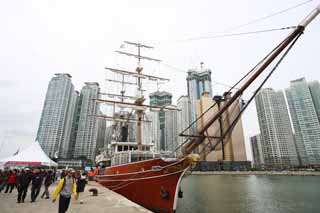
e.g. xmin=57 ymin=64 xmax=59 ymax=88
xmin=97 ymin=41 xmax=175 ymax=151
xmin=119 ymin=41 xmax=162 ymax=151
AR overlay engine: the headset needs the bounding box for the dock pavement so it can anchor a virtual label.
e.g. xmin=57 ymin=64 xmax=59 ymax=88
xmin=0 ymin=181 xmax=151 ymax=213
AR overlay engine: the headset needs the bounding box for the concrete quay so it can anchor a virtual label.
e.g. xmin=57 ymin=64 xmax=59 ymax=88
xmin=0 ymin=181 xmax=151 ymax=213
xmin=192 ymin=171 xmax=320 ymax=176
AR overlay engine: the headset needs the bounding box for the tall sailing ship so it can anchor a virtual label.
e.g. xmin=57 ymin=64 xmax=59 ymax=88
xmin=96 ymin=5 xmax=320 ymax=213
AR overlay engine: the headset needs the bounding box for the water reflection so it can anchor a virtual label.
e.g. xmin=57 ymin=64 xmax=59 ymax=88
xmin=177 ymin=174 xmax=320 ymax=213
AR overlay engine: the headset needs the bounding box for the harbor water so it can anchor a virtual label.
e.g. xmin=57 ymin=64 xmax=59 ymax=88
xmin=176 ymin=174 xmax=320 ymax=213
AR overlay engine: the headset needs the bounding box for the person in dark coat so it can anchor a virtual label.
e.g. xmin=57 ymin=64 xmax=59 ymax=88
xmin=41 ymin=170 xmax=53 ymax=199
xmin=30 ymin=169 xmax=43 ymax=202
xmin=17 ymin=168 xmax=32 ymax=203
xmin=15 ymin=170 xmax=21 ymax=197
xmin=75 ymin=171 xmax=87 ymax=204
xmin=0 ymin=169 xmax=8 ymax=192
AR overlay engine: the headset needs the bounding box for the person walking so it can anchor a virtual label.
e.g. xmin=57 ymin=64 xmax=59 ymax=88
xmin=5 ymin=170 xmax=16 ymax=193
xmin=17 ymin=168 xmax=32 ymax=203
xmin=53 ymin=168 xmax=77 ymax=213
xmin=30 ymin=169 xmax=43 ymax=202
xmin=0 ymin=169 xmax=8 ymax=192
xmin=41 ymin=170 xmax=53 ymax=199
xmin=75 ymin=171 xmax=87 ymax=204
xmin=87 ymin=168 xmax=94 ymax=181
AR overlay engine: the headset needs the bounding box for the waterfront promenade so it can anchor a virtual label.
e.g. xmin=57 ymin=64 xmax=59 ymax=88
xmin=0 ymin=181 xmax=151 ymax=213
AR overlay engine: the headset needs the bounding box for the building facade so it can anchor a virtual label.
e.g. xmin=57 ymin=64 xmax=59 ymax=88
xmin=146 ymin=110 xmax=160 ymax=151
xmin=308 ymin=81 xmax=320 ymax=121
xmin=196 ymin=92 xmax=247 ymax=161
xmin=95 ymin=110 xmax=106 ymax=156
xmin=177 ymin=96 xmax=192 ymax=155
xmin=255 ymin=88 xmax=298 ymax=166
xmin=250 ymin=134 xmax=264 ymax=167
xmin=187 ymin=69 xmax=212 ymax=133
xmin=36 ymin=73 xmax=76 ymax=159
xmin=285 ymin=78 xmax=320 ymax=165
xmin=73 ymin=82 xmax=100 ymax=161
xmin=66 ymin=91 xmax=81 ymax=158
xmin=60 ymin=90 xmax=79 ymax=158
xmin=149 ymin=91 xmax=173 ymax=151
xmin=164 ymin=105 xmax=179 ymax=153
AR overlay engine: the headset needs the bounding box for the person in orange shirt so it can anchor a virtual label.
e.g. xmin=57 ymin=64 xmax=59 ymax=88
xmin=87 ymin=168 xmax=94 ymax=181
xmin=94 ymin=166 xmax=99 ymax=176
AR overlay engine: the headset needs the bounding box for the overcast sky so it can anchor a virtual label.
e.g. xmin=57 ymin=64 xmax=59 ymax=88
xmin=0 ymin=0 xmax=319 ymax=159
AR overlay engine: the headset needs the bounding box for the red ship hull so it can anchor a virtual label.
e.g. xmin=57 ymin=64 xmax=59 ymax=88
xmin=96 ymin=157 xmax=190 ymax=212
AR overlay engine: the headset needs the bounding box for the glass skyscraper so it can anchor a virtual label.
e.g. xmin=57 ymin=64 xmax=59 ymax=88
xmin=285 ymin=78 xmax=320 ymax=165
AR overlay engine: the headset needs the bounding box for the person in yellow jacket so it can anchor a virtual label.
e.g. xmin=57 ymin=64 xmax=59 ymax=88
xmin=52 ymin=168 xmax=77 ymax=213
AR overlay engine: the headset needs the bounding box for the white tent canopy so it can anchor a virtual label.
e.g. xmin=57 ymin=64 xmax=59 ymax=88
xmin=0 ymin=142 xmax=58 ymax=167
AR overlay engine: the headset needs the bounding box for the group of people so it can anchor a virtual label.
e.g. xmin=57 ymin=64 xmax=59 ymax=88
xmin=0 ymin=168 xmax=54 ymax=202
xmin=0 ymin=167 xmax=88 ymax=213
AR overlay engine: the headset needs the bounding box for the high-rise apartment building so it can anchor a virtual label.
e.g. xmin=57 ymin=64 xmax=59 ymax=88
xmin=60 ymin=90 xmax=79 ymax=158
xmin=308 ymin=81 xmax=320 ymax=121
xmin=255 ymin=88 xmax=298 ymax=166
xmin=285 ymin=78 xmax=320 ymax=165
xmin=150 ymin=91 xmax=173 ymax=107
xmin=187 ymin=68 xmax=212 ymax=132
xmin=250 ymin=134 xmax=264 ymax=167
xmin=95 ymin=111 xmax=106 ymax=156
xmin=66 ymin=91 xmax=81 ymax=158
xmin=74 ymin=82 xmax=100 ymax=161
xmin=36 ymin=73 xmax=76 ymax=159
xmin=177 ymin=96 xmax=192 ymax=154
xmin=149 ymin=91 xmax=173 ymax=151
xmin=146 ymin=110 xmax=160 ymax=151
xmin=164 ymin=105 xmax=179 ymax=153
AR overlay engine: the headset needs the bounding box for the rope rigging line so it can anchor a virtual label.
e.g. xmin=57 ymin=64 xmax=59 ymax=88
xmin=159 ymin=62 xmax=240 ymax=90
xmin=149 ymin=0 xmax=313 ymax=45
xmin=221 ymin=0 xmax=313 ymax=33
xmin=197 ymin=32 xmax=303 ymax=158
xmin=173 ymin=26 xmax=298 ymax=43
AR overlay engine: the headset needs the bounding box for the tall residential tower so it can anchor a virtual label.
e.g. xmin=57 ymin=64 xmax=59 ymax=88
xmin=250 ymin=134 xmax=264 ymax=167
xmin=149 ymin=91 xmax=173 ymax=151
xmin=255 ymin=88 xmax=298 ymax=166
xmin=177 ymin=96 xmax=192 ymax=154
xmin=187 ymin=68 xmax=212 ymax=132
xmin=74 ymin=82 xmax=100 ymax=161
xmin=285 ymin=78 xmax=320 ymax=165
xmin=36 ymin=73 xmax=76 ymax=158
